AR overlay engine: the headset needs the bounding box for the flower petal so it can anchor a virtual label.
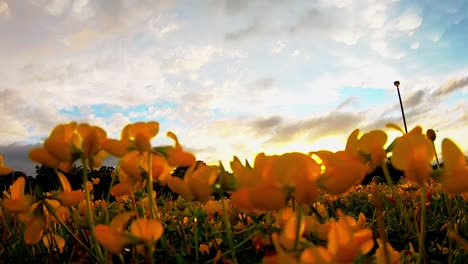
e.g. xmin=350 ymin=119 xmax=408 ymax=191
xmin=24 ymin=215 xmax=45 ymax=245
xmin=95 ymin=225 xmax=132 ymax=254
xmin=130 ymin=219 xmax=164 ymax=242
xmin=29 ymin=148 xmax=61 ymax=168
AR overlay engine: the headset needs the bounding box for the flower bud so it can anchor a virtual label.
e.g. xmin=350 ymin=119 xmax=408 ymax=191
xmin=426 ymin=129 xmax=436 ymax=142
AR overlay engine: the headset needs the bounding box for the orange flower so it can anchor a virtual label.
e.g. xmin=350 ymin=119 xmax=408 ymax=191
xmin=52 ymin=172 xmax=85 ymax=206
xmin=95 ymin=212 xmax=164 ymax=255
xmin=103 ymin=121 xmax=159 ymax=156
xmin=326 ymin=213 xmax=374 ymax=263
xmin=375 ymin=239 xmax=401 ymax=264
xmin=263 ymin=152 xmax=321 ymax=204
xmin=95 ymin=212 xmax=136 ymax=254
xmin=29 ymin=122 xmax=109 ymax=171
xmin=300 ymin=246 xmax=333 ymax=264
xmin=278 ymin=210 xmax=307 ymax=250
xmin=391 ymin=126 xmax=434 ymax=185
xmin=3 ymin=177 xmax=33 ymax=214
xmin=162 ymin=131 xmax=196 ymax=167
xmin=130 ymin=219 xmax=164 ymax=255
xmin=347 ymin=129 xmax=388 ymax=170
xmin=42 ymin=233 xmax=66 ymax=253
xmin=0 ymin=154 xmax=13 ymax=176
xmin=3 ymin=173 xmax=83 ymax=245
xmin=203 ymin=199 xmax=230 ymax=220
xmin=230 ymin=155 xmax=261 ymax=189
xmin=121 ymin=150 xmax=173 ymax=183
xmin=263 ymin=233 xmax=299 ymax=264
xmin=311 ymin=150 xmax=368 ymax=195
xmin=75 ymin=123 xmax=108 ymax=168
xmin=439 ymin=139 xmax=468 ymax=194
xmin=230 ymin=182 xmax=288 ymax=211
xmin=29 ymin=122 xmax=78 ymax=171
xmin=168 ymin=162 xmax=218 ymax=202
xmin=230 ymin=152 xmax=320 ymax=210
xmin=111 ymin=150 xmax=173 ymax=197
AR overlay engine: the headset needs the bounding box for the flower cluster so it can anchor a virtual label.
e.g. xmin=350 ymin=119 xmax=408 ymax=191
xmin=0 ymin=120 xmax=467 ymax=263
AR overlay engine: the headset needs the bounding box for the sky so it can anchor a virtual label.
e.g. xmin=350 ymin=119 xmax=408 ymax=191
xmin=0 ymin=0 xmax=467 ymax=176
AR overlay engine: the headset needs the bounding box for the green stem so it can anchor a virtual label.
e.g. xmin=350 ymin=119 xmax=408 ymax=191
xmin=221 ymin=196 xmax=238 ymax=263
xmin=233 ymin=224 xmax=257 ymax=235
xmin=418 ymin=184 xmax=427 ymax=264
xmin=104 ymin=167 xmax=118 ymax=223
xmin=206 ymin=232 xmax=257 ymax=263
xmin=292 ymin=205 xmax=303 ymax=251
xmin=44 ymin=200 xmax=100 ymax=262
xmin=382 ymin=160 xmax=410 ymax=225
xmin=146 ymin=151 xmax=157 ymax=220
xmin=80 ymin=158 xmax=104 ymax=260
xmin=431 ymin=142 xmax=440 ymax=168
xmin=194 ymin=219 xmax=199 ymax=263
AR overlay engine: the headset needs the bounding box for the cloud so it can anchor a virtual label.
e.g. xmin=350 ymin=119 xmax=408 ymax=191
xmin=0 ymin=0 xmax=10 ymax=17
xmin=411 ymin=42 xmax=420 ymax=49
xmin=249 ymin=78 xmax=275 ymax=90
xmin=394 ymin=7 xmax=423 ymax=32
xmin=271 ymin=40 xmax=286 ymax=53
xmin=45 ymin=0 xmax=71 ymax=16
xmin=269 ymin=111 xmax=362 ymax=144
xmin=0 ymin=143 xmax=41 ymax=176
xmin=433 ymin=76 xmax=468 ymax=96
xmin=336 ymin=96 xmax=359 ymax=110
xmin=249 ymin=116 xmax=283 ymax=135
xmin=224 ymin=23 xmax=261 ymax=41
xmin=403 ymin=90 xmax=425 ymax=109
xmin=224 ymin=0 xmax=250 ymax=15
xmin=0 ymin=87 xmax=62 ymax=144
xmin=72 ymin=0 xmax=96 ymax=21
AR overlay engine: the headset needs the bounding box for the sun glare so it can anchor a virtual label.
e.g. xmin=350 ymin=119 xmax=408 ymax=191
xmin=311 ymin=135 xmax=347 ymax=152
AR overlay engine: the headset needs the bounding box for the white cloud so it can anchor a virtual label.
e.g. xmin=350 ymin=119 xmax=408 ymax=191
xmin=411 ymin=42 xmax=420 ymax=49
xmin=72 ymin=0 xmax=96 ymax=21
xmin=147 ymin=16 xmax=179 ymax=38
xmin=394 ymin=7 xmax=423 ymax=32
xmin=163 ymin=45 xmax=220 ymax=75
xmin=291 ymin=49 xmax=301 ymax=57
xmin=362 ymin=3 xmax=387 ymax=29
xmin=158 ymin=23 xmax=179 ymax=37
xmin=0 ymin=0 xmax=10 ymax=17
xmin=331 ymin=29 xmax=362 ymax=45
xmin=45 ymin=0 xmax=71 ymax=16
xmin=370 ymin=31 xmax=406 ymax=59
xmin=271 ymin=40 xmax=286 ymax=53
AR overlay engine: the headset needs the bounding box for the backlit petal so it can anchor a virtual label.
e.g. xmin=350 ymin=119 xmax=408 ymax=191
xmin=29 ymin=148 xmax=61 ymax=168
xmin=130 ymin=219 xmax=164 ymax=242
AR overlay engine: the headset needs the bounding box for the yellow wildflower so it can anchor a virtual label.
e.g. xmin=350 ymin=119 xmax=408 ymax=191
xmin=163 ymin=131 xmax=196 ymax=167
xmin=347 ymin=129 xmax=388 ymax=170
xmin=3 ymin=173 xmax=83 ymax=245
xmin=168 ymin=162 xmax=218 ymax=202
xmin=375 ymin=239 xmax=401 ymax=264
xmin=95 ymin=212 xmax=164 ymax=255
xmin=130 ymin=219 xmax=164 ymax=255
xmin=326 ymin=214 xmax=374 ymax=262
xmin=230 ymin=152 xmax=320 ymax=211
xmin=95 ymin=212 xmax=136 ymax=254
xmin=312 ymin=150 xmax=368 ymax=195
xmin=0 ymin=154 xmax=13 ymax=176
xmin=391 ymin=126 xmax=434 ymax=185
xmin=42 ymin=233 xmax=66 ymax=253
xmin=439 ymin=138 xmax=468 ymax=194
xmin=102 ymin=121 xmax=159 ymax=156
xmin=29 ymin=122 xmax=109 ymax=171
